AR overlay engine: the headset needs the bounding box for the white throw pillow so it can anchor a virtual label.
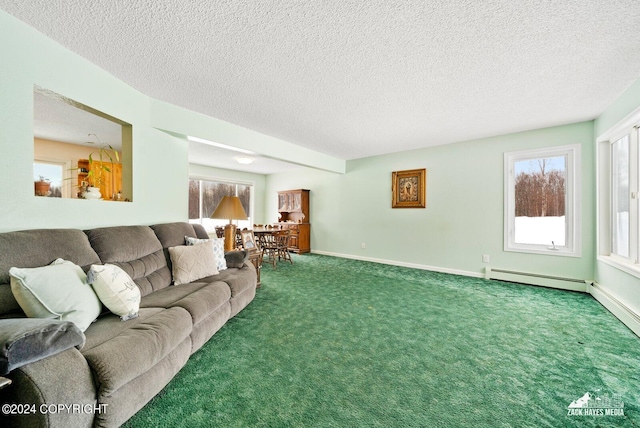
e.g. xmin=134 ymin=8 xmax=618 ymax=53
xmin=169 ymin=241 xmax=219 ymax=285
xmin=9 ymin=259 xmax=102 ymax=332
xmin=87 ymin=264 xmax=141 ymax=321
xmin=185 ymin=236 xmax=227 ymax=271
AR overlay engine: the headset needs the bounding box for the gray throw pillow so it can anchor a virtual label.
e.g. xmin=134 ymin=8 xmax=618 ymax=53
xmin=0 ymin=318 xmax=85 ymax=375
xmin=225 ymin=250 xmax=250 ymax=268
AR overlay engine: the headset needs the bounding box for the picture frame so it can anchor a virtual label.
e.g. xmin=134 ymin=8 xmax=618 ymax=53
xmin=241 ymin=229 xmax=259 ymax=252
xmin=392 ymin=168 xmax=426 ymax=208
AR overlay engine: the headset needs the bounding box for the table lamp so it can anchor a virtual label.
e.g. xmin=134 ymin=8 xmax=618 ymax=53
xmin=211 ymin=196 xmax=248 ymax=251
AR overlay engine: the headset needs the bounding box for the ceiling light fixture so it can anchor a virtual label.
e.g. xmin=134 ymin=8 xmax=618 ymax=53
xmin=235 ymin=156 xmax=254 ymax=165
xmin=86 ymin=133 xmax=101 ymax=144
xmin=187 ymin=135 xmax=255 ymax=155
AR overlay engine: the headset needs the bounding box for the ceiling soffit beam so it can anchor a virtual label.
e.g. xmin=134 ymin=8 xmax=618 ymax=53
xmin=150 ymin=99 xmax=346 ymax=174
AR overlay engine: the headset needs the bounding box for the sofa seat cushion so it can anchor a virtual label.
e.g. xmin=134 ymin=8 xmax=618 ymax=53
xmin=140 ymin=282 xmax=231 ymax=325
xmin=81 ymin=307 xmax=192 ymax=395
xmin=200 ymin=265 xmax=256 ymax=298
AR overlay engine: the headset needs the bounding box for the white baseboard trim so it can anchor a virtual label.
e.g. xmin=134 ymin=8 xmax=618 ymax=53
xmin=308 ymin=251 xmax=640 ymax=337
xmin=484 ymin=267 xmax=588 ymax=293
xmin=589 ymin=282 xmax=640 ymax=337
xmin=310 ymin=250 xmax=484 ymax=279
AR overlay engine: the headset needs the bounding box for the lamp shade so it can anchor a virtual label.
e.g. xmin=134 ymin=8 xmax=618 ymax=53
xmin=210 ymin=196 xmax=248 ymax=222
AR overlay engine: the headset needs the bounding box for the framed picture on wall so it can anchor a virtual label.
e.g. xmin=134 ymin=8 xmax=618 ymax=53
xmin=391 ymin=168 xmax=426 ymax=208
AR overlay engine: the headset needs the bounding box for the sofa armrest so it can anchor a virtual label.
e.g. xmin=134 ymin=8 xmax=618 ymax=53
xmin=0 ymin=319 xmax=85 ymax=375
xmin=224 ymin=250 xmax=250 ymax=268
xmin=0 ymin=347 xmax=96 ymax=428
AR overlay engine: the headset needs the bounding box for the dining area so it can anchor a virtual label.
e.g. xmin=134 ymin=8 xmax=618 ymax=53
xmin=209 ymin=189 xmax=311 ymax=285
xmin=214 ymin=223 xmax=297 ymax=270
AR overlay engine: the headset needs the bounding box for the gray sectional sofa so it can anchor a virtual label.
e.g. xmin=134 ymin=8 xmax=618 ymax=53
xmin=0 ymin=222 xmax=257 ymax=427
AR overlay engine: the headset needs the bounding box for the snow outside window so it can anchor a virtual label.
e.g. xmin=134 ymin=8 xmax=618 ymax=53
xmin=504 ymin=145 xmax=581 ymax=257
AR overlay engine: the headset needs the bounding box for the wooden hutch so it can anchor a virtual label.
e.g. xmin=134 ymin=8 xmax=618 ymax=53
xmin=277 ymin=189 xmax=310 ymax=253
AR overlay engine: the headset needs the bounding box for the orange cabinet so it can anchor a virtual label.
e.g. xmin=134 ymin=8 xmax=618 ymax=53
xmin=77 ymin=159 xmax=122 ymax=200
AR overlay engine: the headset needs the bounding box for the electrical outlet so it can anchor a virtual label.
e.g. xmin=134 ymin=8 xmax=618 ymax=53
xmin=482 ymin=254 xmax=490 ymax=263
xmin=361 ymin=243 xmax=366 ymax=249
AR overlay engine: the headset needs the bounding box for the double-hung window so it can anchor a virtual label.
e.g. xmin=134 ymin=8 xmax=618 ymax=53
xmin=188 ymin=178 xmax=253 ymax=230
xmin=504 ymin=144 xmax=581 ymax=256
xmin=598 ymin=110 xmax=640 ymax=271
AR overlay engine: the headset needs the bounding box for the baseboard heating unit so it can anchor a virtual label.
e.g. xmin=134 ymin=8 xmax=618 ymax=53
xmin=484 ymin=267 xmax=588 ymax=292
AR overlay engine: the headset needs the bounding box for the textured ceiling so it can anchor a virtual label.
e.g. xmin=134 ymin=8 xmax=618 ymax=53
xmin=4 ymin=0 xmax=640 ymax=163
xmin=34 ymin=89 xmax=123 ymax=150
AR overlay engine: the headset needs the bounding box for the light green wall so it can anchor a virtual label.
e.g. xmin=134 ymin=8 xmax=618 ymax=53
xmin=0 ymin=9 xmax=344 ymax=233
xmin=595 ymin=78 xmax=640 ymax=137
xmin=0 ymin=10 xmax=189 ymax=232
xmin=593 ymin=78 xmax=640 ymax=316
xmin=267 ymin=122 xmax=595 ymax=279
xmin=188 ymin=164 xmax=268 ymax=224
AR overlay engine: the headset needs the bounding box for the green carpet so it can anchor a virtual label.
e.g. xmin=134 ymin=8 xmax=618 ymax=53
xmin=125 ymin=254 xmax=640 ymax=427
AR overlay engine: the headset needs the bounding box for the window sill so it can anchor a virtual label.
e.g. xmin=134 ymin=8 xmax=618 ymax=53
xmin=597 ymin=255 xmax=640 ymax=280
xmin=505 ymin=246 xmax=580 ymax=258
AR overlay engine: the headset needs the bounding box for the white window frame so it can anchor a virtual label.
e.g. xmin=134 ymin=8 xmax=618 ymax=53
xmin=188 ymin=176 xmax=255 ymax=231
xmin=597 ymin=105 xmax=640 ymax=277
xmin=504 ymin=144 xmax=581 ymax=257
xmin=33 ymin=157 xmax=73 ymax=199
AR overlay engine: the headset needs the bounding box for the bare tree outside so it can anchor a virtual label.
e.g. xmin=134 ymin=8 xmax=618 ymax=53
xmin=515 ymin=157 xmax=565 ymax=218
xmin=188 ymin=180 xmax=200 ymax=219
xmin=188 ymin=179 xmax=252 ymax=222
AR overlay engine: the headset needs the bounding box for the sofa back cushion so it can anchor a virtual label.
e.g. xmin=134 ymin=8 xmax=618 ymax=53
xmin=0 ymin=229 xmax=101 ymax=317
xmin=150 ymin=222 xmax=200 ymax=274
xmin=191 ymin=223 xmax=211 ymax=239
xmin=150 ymin=222 xmax=199 ymax=249
xmin=85 ymin=226 xmax=171 ymax=296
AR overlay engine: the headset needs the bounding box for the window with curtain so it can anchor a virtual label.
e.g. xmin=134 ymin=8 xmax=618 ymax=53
xmin=188 ymin=179 xmax=252 ymax=231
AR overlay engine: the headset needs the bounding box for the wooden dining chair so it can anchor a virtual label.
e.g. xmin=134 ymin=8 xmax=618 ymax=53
xmin=274 ymin=229 xmax=293 ymax=265
xmin=261 ymin=232 xmax=278 ymax=268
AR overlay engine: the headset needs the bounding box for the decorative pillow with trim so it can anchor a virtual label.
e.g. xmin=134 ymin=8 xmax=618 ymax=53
xmin=185 ymin=235 xmax=227 ymax=271
xmin=169 ymin=241 xmax=219 ymax=285
xmin=87 ymin=264 xmax=141 ymax=321
xmin=9 ymin=259 xmax=102 ymax=332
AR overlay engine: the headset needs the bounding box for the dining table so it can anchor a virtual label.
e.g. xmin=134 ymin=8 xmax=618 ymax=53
xmin=251 ymin=226 xmax=279 ymax=248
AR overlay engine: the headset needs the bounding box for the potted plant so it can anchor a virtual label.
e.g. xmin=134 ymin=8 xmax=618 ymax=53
xmin=81 ymin=144 xmax=120 ymax=200
xmin=34 ymin=175 xmax=51 ymax=196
